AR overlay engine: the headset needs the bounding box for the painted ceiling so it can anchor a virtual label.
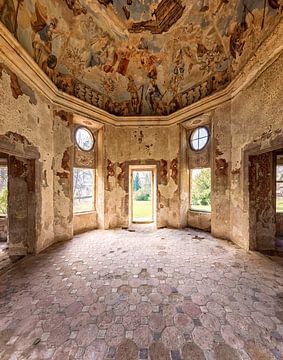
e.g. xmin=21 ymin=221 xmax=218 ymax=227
xmin=0 ymin=0 xmax=282 ymax=116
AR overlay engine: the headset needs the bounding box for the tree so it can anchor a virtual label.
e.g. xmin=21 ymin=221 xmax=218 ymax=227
xmin=133 ymin=172 xmax=141 ymax=192
xmin=0 ymin=166 xmax=8 ymax=215
xmin=144 ymin=172 xmax=151 ymax=195
xmin=192 ymin=168 xmax=211 ymax=206
xmin=0 ymin=187 xmax=8 ymax=215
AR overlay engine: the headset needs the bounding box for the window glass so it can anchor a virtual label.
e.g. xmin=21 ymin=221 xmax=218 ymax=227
xmin=0 ymin=166 xmax=8 ymax=215
xmin=75 ymin=127 xmax=94 ymax=152
xmin=190 ymin=168 xmax=211 ymax=212
xmin=73 ymin=168 xmax=95 ymax=213
xmin=190 ymin=127 xmax=209 ymax=151
xmin=276 ymin=158 xmax=283 ymax=213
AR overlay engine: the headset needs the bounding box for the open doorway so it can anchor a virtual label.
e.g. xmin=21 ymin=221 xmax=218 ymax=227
xmin=129 ymin=166 xmax=156 ymax=225
xmin=248 ymin=149 xmax=283 ymax=254
xmin=0 ymin=154 xmax=8 ymax=263
xmin=0 ymin=149 xmax=37 ymax=268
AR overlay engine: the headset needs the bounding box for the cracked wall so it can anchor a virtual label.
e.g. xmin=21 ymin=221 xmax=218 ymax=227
xmin=229 ymin=54 xmax=283 ymax=249
xmin=0 ymin=56 xmax=74 ymax=254
xmin=103 ymin=125 xmax=180 ymax=229
xmin=208 ymin=54 xmax=283 ymax=250
xmin=0 ymin=44 xmax=282 ymax=253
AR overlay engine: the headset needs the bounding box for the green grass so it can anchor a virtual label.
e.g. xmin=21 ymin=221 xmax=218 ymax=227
xmin=191 ymin=204 xmax=211 ymax=212
xmin=133 ymin=200 xmax=152 ymax=221
xmin=277 ymin=199 xmax=283 ymax=212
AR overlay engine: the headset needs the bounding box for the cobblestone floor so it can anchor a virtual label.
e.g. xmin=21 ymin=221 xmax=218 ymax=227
xmin=0 ymin=228 xmax=283 ymax=360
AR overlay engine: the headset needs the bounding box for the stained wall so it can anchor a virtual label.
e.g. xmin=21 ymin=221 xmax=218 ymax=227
xmin=103 ymin=125 xmax=180 ymax=229
xmin=1 ymin=44 xmax=283 ymax=254
xmin=229 ymin=53 xmax=283 ymax=249
xmin=0 ymin=55 xmax=73 ymax=254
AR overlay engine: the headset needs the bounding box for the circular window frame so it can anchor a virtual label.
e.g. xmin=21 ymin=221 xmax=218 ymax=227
xmin=189 ymin=126 xmax=210 ymax=152
xmin=75 ymin=126 xmax=95 ymax=152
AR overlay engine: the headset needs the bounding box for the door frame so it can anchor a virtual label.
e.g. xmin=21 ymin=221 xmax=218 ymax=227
xmin=0 ymin=134 xmax=39 ymax=256
xmin=243 ymin=137 xmax=283 ymax=251
xmin=129 ymin=165 xmax=157 ymax=226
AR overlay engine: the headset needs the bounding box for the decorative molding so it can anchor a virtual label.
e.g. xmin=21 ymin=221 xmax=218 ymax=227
xmin=0 ymin=21 xmax=282 ymax=127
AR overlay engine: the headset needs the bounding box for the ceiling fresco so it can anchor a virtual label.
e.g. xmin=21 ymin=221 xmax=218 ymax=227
xmin=0 ymin=0 xmax=282 ymax=116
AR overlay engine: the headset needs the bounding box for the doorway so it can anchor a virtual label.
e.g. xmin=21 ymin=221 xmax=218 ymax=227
xmin=129 ymin=165 xmax=156 ymax=225
xmin=248 ymin=149 xmax=283 ymax=254
xmin=0 ymin=150 xmax=37 ymax=261
xmin=0 ymin=154 xmax=8 ymax=264
xmin=275 ymin=152 xmax=283 ymax=251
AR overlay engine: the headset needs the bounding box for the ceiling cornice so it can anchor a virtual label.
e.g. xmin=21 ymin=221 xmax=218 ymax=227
xmin=0 ymin=21 xmax=282 ymax=127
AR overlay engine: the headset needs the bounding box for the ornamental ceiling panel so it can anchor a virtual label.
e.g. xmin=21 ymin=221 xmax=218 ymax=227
xmin=0 ymin=0 xmax=281 ymax=116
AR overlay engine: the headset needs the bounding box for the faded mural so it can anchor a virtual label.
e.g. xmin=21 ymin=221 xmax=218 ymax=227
xmin=0 ymin=0 xmax=281 ymax=116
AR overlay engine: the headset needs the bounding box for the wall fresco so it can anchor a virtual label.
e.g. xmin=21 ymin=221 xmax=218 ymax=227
xmin=0 ymin=0 xmax=281 ymax=116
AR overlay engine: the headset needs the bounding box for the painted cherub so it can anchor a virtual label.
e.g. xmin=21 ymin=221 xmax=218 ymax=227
xmin=30 ymin=2 xmax=60 ymax=67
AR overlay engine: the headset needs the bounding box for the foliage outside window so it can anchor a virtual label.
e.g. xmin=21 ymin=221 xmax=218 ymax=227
xmin=73 ymin=168 xmax=95 ymax=213
xmin=190 ymin=168 xmax=211 ymax=212
xmin=276 ymin=159 xmax=283 ymax=213
xmin=0 ymin=166 xmax=8 ymax=215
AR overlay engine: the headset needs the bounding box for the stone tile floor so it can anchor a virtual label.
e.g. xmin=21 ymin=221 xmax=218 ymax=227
xmin=0 ymin=228 xmax=283 ymax=360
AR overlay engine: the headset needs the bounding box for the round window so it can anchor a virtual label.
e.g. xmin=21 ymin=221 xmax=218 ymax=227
xmin=190 ymin=127 xmax=209 ymax=151
xmin=75 ymin=127 xmax=94 ymax=152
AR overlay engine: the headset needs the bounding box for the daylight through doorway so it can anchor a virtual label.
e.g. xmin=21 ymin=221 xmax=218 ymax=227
xmin=132 ymin=170 xmax=154 ymax=223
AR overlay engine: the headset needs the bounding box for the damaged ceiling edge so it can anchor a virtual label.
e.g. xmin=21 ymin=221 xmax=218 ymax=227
xmin=0 ymin=21 xmax=282 ymax=128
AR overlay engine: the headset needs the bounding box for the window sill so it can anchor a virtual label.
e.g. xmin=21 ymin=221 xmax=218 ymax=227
xmin=74 ymin=210 xmax=96 ymax=216
xmin=189 ymin=209 xmax=211 ymax=214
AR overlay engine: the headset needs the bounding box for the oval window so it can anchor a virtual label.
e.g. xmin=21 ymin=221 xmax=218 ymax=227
xmin=75 ymin=127 xmax=94 ymax=152
xmin=190 ymin=127 xmax=209 ymax=151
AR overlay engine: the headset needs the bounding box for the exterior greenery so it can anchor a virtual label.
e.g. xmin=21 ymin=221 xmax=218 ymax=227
xmin=191 ymin=168 xmax=211 ymax=211
xmin=0 ymin=187 xmax=8 ymax=215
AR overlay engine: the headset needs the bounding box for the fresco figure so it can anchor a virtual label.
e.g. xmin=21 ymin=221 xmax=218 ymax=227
xmin=64 ymin=0 xmax=87 ymax=16
xmin=0 ymin=0 xmax=281 ymax=116
xmin=31 ymin=3 xmax=59 ymax=68
xmin=41 ymin=54 xmax=57 ymax=82
xmin=127 ymin=76 xmax=143 ymax=114
xmin=146 ymin=81 xmax=164 ymax=115
xmin=0 ymin=0 xmax=16 ymax=34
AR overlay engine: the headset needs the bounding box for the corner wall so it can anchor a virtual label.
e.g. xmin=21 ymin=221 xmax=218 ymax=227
xmin=229 ymin=54 xmax=283 ymax=249
xmin=0 ymin=57 xmax=73 ymax=254
xmin=103 ymin=125 xmax=181 ymax=229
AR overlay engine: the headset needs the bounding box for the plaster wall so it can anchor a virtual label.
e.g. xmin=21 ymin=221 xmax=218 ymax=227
xmin=1 ymin=42 xmax=282 ymax=253
xmin=230 ymin=54 xmax=283 ymax=249
xmin=74 ymin=212 xmax=98 ymax=235
xmin=276 ymin=213 xmax=283 ymax=236
xmin=211 ymin=102 xmax=231 ymax=240
xmin=0 ymin=216 xmax=7 ymax=241
xmin=0 ymin=56 xmax=73 ymax=253
xmin=103 ymin=125 xmax=180 ymax=229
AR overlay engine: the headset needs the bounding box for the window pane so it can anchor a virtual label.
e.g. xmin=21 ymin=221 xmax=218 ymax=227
xmin=276 ymin=182 xmax=283 ymax=212
xmin=198 ymin=137 xmax=208 ymax=150
xmin=199 ymin=127 xmax=208 ymax=139
xmin=276 ymin=165 xmax=283 ymax=181
xmin=73 ymin=168 xmax=94 ymax=213
xmin=0 ymin=166 xmax=8 ymax=215
xmin=191 ymin=139 xmax=199 ymax=150
xmin=191 ymin=168 xmax=211 ymax=212
xmin=277 ymin=159 xmax=283 ymax=212
xmin=191 ymin=131 xmax=198 ymax=142
xmin=75 ymin=127 xmax=94 ymax=151
xmin=190 ymin=127 xmax=209 ymax=151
